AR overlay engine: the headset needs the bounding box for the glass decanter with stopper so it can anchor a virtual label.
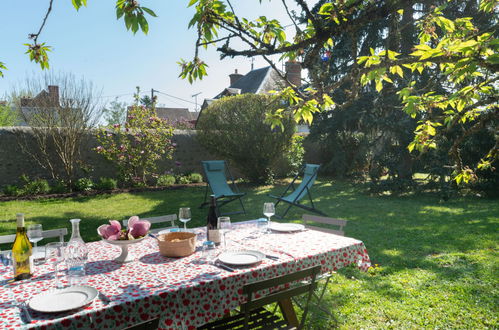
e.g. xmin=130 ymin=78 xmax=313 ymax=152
xmin=65 ymin=219 xmax=89 ymax=285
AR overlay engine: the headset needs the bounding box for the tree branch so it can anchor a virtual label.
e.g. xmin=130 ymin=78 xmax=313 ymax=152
xmin=29 ymin=0 xmax=54 ymax=44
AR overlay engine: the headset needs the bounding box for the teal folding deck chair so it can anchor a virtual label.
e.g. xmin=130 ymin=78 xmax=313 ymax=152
xmin=269 ymin=164 xmax=326 ymax=218
xmin=201 ymin=160 xmax=246 ymax=216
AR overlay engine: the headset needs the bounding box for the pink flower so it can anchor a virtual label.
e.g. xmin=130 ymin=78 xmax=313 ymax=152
xmin=113 ymin=123 xmax=120 ymax=128
xmin=96 ymin=146 xmax=103 ymax=151
xmin=97 ymin=220 xmax=121 ymax=240
xmin=127 ymin=216 xmax=150 ymax=238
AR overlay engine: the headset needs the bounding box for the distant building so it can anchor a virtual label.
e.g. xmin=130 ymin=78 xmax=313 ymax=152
xmin=155 ymin=107 xmax=198 ymax=124
xmin=18 ymin=85 xmax=60 ymax=126
xmin=197 ymin=62 xmax=309 ymax=132
xmin=127 ymin=106 xmax=199 ymax=127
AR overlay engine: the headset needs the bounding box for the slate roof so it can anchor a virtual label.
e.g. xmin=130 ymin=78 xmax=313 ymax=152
xmin=214 ymin=66 xmax=284 ymax=99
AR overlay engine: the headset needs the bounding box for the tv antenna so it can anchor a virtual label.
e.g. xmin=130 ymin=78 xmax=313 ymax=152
xmin=191 ymin=92 xmax=202 ymax=112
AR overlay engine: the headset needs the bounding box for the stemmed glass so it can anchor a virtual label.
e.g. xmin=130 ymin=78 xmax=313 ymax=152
xmin=179 ymin=207 xmax=191 ymax=231
xmin=45 ymin=242 xmax=66 ymax=289
xmin=28 ymin=224 xmax=44 ymax=264
xmin=263 ymin=202 xmax=275 ymax=233
xmin=218 ymin=217 xmax=231 ymax=249
xmin=27 ymin=224 xmax=43 ymax=249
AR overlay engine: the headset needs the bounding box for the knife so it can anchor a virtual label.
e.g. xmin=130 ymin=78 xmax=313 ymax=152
xmin=265 ymin=254 xmax=279 ymax=260
xmin=98 ymin=291 xmax=111 ymax=305
xmin=213 ymin=261 xmax=235 ymax=272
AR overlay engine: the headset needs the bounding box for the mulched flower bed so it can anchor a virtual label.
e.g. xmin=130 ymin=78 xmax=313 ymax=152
xmin=0 ymin=183 xmax=206 ymax=202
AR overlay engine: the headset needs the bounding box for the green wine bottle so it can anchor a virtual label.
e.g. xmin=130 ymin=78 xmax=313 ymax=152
xmin=12 ymin=213 xmax=33 ymax=281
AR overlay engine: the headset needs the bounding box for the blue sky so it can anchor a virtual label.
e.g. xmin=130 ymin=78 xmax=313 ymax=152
xmin=0 ymin=1 xmax=297 ymax=111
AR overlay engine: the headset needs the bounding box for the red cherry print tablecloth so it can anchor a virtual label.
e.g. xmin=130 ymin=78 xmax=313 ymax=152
xmin=0 ymin=220 xmax=370 ymax=329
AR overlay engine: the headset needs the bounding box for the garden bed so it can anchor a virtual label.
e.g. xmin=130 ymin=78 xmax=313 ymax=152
xmin=0 ymin=182 xmax=205 ymax=202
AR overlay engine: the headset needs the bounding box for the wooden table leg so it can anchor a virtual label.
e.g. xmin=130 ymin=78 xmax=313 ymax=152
xmin=278 ymin=298 xmax=299 ymax=327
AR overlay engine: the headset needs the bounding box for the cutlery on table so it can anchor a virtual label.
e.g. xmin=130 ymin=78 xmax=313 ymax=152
xmin=18 ymin=300 xmax=32 ymax=324
xmin=148 ymin=233 xmax=159 ymax=240
xmin=212 ymin=261 xmax=235 ymax=272
xmin=265 ymin=254 xmax=279 ymax=260
xmin=98 ymin=291 xmax=111 ymax=305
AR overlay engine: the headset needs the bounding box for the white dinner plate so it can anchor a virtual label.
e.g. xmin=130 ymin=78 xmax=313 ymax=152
xmin=268 ymin=223 xmax=305 ymax=232
xmin=218 ymin=250 xmax=264 ymax=266
xmin=29 ymin=285 xmax=98 ymax=313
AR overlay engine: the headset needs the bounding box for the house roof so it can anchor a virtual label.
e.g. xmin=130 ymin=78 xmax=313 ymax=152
xmin=155 ymin=107 xmax=198 ymax=122
xmin=196 ymin=66 xmax=286 ymax=128
xmin=214 ymin=66 xmax=285 ymax=99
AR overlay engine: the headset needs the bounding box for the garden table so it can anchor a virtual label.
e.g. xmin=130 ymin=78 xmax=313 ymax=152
xmin=0 ymin=220 xmax=370 ymax=329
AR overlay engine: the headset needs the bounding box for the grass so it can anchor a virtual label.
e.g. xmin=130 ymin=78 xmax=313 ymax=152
xmin=0 ymin=180 xmax=497 ymax=328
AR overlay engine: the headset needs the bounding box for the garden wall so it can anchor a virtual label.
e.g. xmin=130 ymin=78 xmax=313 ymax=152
xmin=0 ymin=128 xmax=215 ymax=187
xmin=0 ymin=128 xmax=322 ymax=188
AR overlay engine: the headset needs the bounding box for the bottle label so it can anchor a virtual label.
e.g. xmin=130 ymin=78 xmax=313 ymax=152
xmin=208 ymin=230 xmax=221 ymax=244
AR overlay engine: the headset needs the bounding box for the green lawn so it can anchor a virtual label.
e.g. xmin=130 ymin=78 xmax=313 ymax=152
xmin=1 ymin=181 xmax=497 ymax=328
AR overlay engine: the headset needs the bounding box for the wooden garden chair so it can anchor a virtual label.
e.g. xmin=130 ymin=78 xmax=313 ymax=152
xmin=199 ymin=265 xmax=321 ymax=329
xmin=0 ymin=228 xmax=68 ymax=245
xmin=292 ymin=215 xmax=348 ymax=322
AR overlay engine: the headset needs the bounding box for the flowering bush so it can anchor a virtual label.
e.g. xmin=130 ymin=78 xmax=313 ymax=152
xmin=95 ymin=105 xmax=175 ymax=185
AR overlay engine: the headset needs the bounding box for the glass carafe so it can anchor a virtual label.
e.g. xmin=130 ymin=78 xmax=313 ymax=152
xmin=65 ymin=219 xmax=88 ymax=285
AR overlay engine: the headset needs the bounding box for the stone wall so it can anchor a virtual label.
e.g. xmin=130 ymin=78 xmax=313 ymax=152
xmin=0 ymin=128 xmax=215 ymax=187
xmin=0 ymin=128 xmax=321 ymax=188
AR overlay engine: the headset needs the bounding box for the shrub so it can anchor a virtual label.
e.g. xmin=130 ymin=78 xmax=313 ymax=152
xmin=3 ymin=185 xmax=20 ymax=196
xmin=157 ymin=174 xmax=176 ymax=186
xmin=197 ymin=94 xmax=295 ymax=184
xmin=22 ymin=179 xmax=50 ymax=195
xmin=50 ymin=180 xmax=68 ymax=194
xmin=189 ymin=173 xmax=203 ymax=183
xmin=177 ymin=176 xmax=191 ymax=185
xmin=95 ymin=177 xmax=118 ymax=191
xmin=74 ymin=178 xmax=94 ymax=192
xmin=95 ymin=105 xmax=175 ymax=186
xmin=282 ymin=135 xmax=305 ymax=177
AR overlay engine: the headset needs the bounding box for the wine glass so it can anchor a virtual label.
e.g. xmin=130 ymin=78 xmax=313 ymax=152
xmin=218 ymin=217 xmax=231 ymax=249
xmin=263 ymin=202 xmax=275 ymax=233
xmin=45 ymin=242 xmax=66 ymax=289
xmin=179 ymin=207 xmax=191 ymax=231
xmin=28 ymin=224 xmax=44 ymax=264
xmin=28 ymin=224 xmax=43 ymax=248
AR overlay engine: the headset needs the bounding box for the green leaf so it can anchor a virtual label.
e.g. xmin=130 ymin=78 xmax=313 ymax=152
xmin=0 ymin=61 xmax=6 ymax=77
xmin=138 ymin=15 xmax=149 ymax=34
xmin=141 ymin=7 xmax=157 ymax=17
xmin=486 ymin=54 xmax=499 ymax=64
xmin=375 ymin=80 xmax=383 ymax=92
xmin=408 ymin=142 xmax=416 ymax=153
xmin=116 ymin=7 xmax=124 ymax=19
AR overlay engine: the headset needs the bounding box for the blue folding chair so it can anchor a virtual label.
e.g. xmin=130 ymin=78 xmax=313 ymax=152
xmin=269 ymin=164 xmax=326 ymax=218
xmin=200 ymin=160 xmax=246 ymax=216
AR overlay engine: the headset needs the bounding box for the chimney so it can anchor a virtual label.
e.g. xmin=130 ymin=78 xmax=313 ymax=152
xmin=285 ymin=61 xmax=302 ymax=87
xmin=229 ymin=69 xmax=243 ymax=86
xmin=47 ymin=85 xmax=59 ymax=106
xmin=20 ymin=98 xmax=30 ymax=107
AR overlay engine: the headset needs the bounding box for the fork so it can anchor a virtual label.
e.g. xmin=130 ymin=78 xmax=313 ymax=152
xmin=17 ymin=300 xmax=32 ymax=324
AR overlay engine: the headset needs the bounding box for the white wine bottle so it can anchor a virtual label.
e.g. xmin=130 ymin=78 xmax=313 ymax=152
xmin=12 ymin=213 xmax=33 ymax=281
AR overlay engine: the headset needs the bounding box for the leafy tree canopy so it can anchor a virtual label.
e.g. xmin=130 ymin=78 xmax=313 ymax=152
xmin=1 ymin=0 xmax=498 ymax=183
